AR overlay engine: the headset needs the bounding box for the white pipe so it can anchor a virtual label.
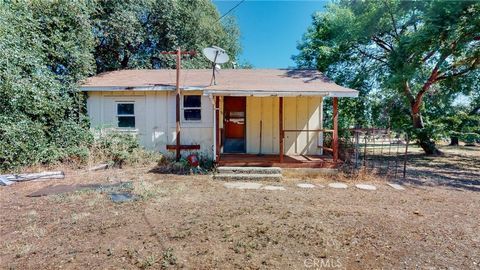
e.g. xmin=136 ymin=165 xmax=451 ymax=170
xmin=211 ymin=95 xmax=217 ymax=161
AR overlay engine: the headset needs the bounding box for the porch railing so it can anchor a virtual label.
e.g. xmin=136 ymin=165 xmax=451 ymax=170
xmin=282 ymin=129 xmax=334 ymax=154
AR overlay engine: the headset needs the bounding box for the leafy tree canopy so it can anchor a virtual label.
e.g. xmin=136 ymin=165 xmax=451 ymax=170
xmin=294 ymin=0 xmax=480 ymax=154
xmin=93 ymin=0 xmax=241 ymax=72
xmin=0 ymin=1 xmax=95 ymax=170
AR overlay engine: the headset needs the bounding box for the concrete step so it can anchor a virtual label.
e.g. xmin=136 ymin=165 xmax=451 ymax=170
xmin=213 ymin=173 xmax=283 ymax=182
xmin=217 ymin=166 xmax=282 ymax=175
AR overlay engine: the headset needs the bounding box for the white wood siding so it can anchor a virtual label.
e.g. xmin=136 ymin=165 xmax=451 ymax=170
xmin=87 ymin=92 xmax=323 ymax=158
xmin=86 ymin=91 xmax=214 ymax=158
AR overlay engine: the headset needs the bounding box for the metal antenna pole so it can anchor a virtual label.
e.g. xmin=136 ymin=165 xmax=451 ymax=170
xmin=210 ymin=51 xmax=219 ymax=86
xmin=160 ymin=48 xmax=196 ymax=161
xmin=175 ymin=48 xmax=181 ymax=161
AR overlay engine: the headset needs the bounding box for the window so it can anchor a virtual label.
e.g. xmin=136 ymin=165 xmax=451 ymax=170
xmin=183 ymin=95 xmax=201 ymax=121
xmin=117 ymin=103 xmax=135 ymax=128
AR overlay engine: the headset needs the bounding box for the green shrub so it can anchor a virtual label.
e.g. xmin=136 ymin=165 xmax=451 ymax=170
xmin=90 ymin=129 xmax=160 ymax=167
xmin=0 ymin=116 xmax=92 ymax=171
xmin=0 ymin=116 xmax=49 ymax=170
xmin=0 ymin=2 xmax=95 ymax=172
xmin=461 ymin=132 xmax=479 ymax=146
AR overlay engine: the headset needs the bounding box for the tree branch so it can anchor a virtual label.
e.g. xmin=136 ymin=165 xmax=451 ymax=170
xmin=355 ymin=47 xmax=390 ymax=66
xmin=384 ymin=0 xmax=400 ymax=40
xmin=469 ymin=105 xmax=480 ymax=115
xmin=436 ymin=58 xmax=479 ymax=81
xmin=404 ymin=81 xmax=415 ymax=105
xmin=421 ymin=50 xmax=436 ymax=63
xmin=412 ymin=53 xmax=450 ymax=111
xmin=372 ymin=36 xmax=393 ymax=52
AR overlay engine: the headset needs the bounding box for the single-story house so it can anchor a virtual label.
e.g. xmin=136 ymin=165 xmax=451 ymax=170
xmin=81 ymin=69 xmax=358 ymax=167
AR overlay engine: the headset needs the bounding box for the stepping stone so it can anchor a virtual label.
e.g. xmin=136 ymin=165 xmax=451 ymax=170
xmin=328 ymin=183 xmax=348 ymax=189
xmin=355 ymin=184 xmax=377 ymax=191
xmin=262 ymin=185 xmax=286 ymax=191
xmin=224 ymin=182 xmax=262 ymax=190
xmin=387 ymin=183 xmax=405 ymax=190
xmin=297 ymin=183 xmax=316 ymax=189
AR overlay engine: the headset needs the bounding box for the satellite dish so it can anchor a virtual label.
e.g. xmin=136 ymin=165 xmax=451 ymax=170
xmin=202 ymin=46 xmax=230 ymax=64
xmin=202 ymin=46 xmax=230 ymax=85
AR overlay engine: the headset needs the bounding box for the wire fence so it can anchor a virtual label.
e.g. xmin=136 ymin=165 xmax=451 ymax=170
xmin=339 ymin=128 xmax=410 ymax=181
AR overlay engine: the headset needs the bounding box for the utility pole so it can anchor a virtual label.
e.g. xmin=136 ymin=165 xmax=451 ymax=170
xmin=161 ymin=48 xmax=195 ymax=161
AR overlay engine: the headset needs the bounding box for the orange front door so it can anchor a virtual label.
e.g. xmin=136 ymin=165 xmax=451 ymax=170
xmin=223 ymin=97 xmax=246 ymax=153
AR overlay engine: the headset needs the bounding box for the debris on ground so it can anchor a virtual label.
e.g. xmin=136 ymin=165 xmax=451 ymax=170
xmin=88 ymin=163 xmax=109 ymax=171
xmin=149 ymin=162 xmax=190 ymax=175
xmin=0 ymin=176 xmax=14 ymax=186
xmin=28 ymin=184 xmax=84 ymax=197
xmin=413 ymin=210 xmax=422 ymax=216
xmin=27 ymin=181 xmax=133 ymax=197
xmin=0 ymin=171 xmax=64 ymax=185
xmin=109 ymin=192 xmax=140 ymax=203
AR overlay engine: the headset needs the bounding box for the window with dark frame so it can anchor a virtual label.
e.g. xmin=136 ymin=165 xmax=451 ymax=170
xmin=117 ymin=103 xmax=135 ymax=128
xmin=183 ymin=95 xmax=201 ymax=121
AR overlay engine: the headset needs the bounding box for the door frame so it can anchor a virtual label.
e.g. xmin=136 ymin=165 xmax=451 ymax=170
xmin=222 ymin=96 xmax=247 ymax=153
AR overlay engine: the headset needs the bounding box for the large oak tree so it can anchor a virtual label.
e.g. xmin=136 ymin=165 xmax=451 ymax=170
xmin=294 ymin=0 xmax=480 ymax=154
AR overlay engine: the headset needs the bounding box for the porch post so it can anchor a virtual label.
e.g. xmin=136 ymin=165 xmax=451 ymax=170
xmin=175 ymin=48 xmax=181 ymax=161
xmin=215 ymin=96 xmax=220 ymax=162
xmin=332 ymin=97 xmax=339 ymax=163
xmin=279 ymin=97 xmax=284 ymax=162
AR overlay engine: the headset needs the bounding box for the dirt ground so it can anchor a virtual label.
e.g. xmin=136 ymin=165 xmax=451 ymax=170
xmin=1 ymin=146 xmax=479 ymax=269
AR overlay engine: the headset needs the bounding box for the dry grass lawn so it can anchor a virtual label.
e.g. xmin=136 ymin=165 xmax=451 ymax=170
xmin=1 ymin=146 xmax=479 ymax=269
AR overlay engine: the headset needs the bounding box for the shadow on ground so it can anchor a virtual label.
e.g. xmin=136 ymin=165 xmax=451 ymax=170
xmin=344 ymin=145 xmax=480 ymax=192
xmin=402 ymin=151 xmax=480 ymax=192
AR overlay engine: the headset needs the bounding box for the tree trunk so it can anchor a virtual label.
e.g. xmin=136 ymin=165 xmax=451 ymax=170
xmin=121 ymin=52 xmax=129 ymax=69
xmin=406 ymin=78 xmax=442 ymax=156
xmin=411 ymin=112 xmax=442 ymax=155
xmin=450 ymin=136 xmax=459 ymax=146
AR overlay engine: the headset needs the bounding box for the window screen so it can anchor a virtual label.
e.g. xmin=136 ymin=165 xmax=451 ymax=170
xmin=117 ymin=103 xmax=135 ymax=128
xmin=183 ymin=95 xmax=201 ymax=121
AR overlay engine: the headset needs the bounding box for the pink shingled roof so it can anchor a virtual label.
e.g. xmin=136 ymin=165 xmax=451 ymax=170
xmin=81 ymin=69 xmax=358 ymax=95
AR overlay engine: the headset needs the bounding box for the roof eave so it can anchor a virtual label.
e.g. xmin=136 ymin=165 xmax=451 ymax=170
xmin=203 ymin=90 xmax=359 ymax=98
xmin=80 ymin=86 xmax=359 ymax=98
xmin=80 ymin=85 xmax=204 ymax=91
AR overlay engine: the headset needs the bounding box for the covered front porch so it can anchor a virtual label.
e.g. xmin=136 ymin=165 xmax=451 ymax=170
xmin=209 ymin=94 xmax=342 ymax=168
xmin=200 ymin=69 xmax=357 ymax=168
